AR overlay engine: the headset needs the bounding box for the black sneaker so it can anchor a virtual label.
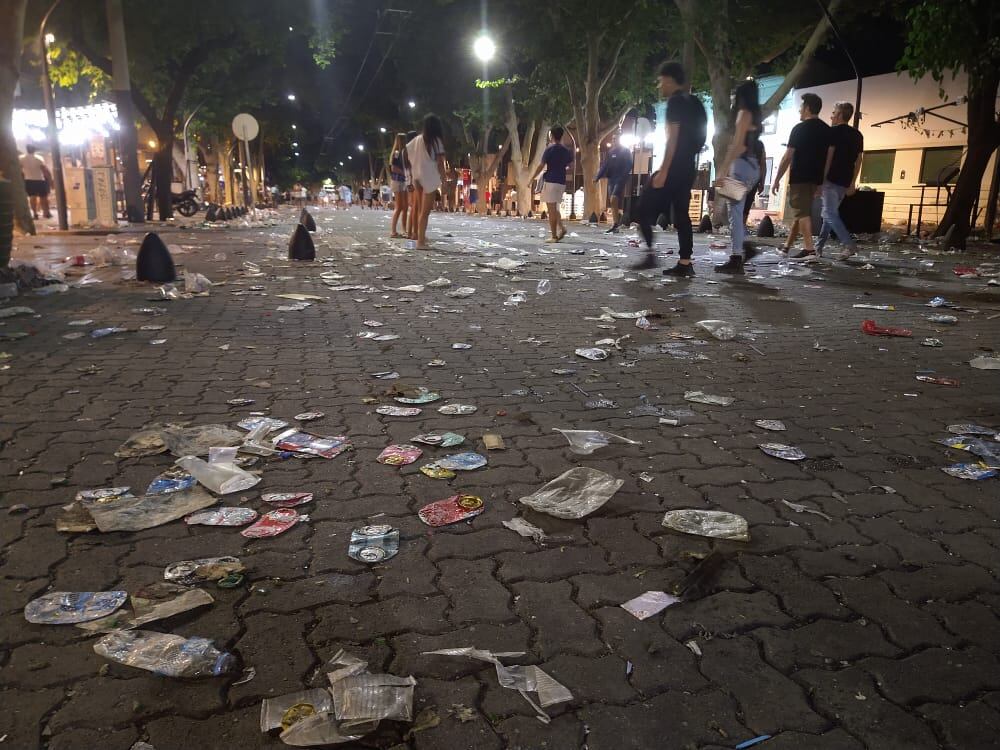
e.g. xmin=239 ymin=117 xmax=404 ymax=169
xmin=662 ymin=262 xmax=695 ymax=278
xmin=630 ymin=254 xmax=659 ymax=270
xmin=743 ymin=242 xmax=758 ymax=262
xmin=605 ymin=224 xmax=620 ymax=234
xmin=714 ymin=256 xmax=745 ymax=274
xmin=789 ymin=248 xmax=816 ymax=260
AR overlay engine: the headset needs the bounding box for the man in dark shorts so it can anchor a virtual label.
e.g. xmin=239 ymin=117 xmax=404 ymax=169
xmin=817 ymin=101 xmax=863 ymax=260
xmin=771 ymin=93 xmax=829 ymax=258
xmin=19 ymin=145 xmax=52 ymax=219
xmin=632 ymin=61 xmax=707 ymax=276
xmin=595 ymin=141 xmax=633 ymax=232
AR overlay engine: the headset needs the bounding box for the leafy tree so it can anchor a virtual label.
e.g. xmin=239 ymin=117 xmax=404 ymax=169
xmin=899 ymin=0 xmax=1000 ymax=246
xmin=452 ymin=102 xmax=508 ymax=212
xmin=0 ymin=0 xmax=33 ymax=237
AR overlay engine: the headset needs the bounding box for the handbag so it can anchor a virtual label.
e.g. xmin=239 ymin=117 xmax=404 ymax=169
xmin=715 ymin=176 xmax=748 ymax=202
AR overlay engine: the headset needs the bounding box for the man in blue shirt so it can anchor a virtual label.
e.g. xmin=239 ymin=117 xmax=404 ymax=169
xmin=595 ymin=141 xmax=633 ymax=232
xmin=531 ymin=126 xmax=574 ymax=242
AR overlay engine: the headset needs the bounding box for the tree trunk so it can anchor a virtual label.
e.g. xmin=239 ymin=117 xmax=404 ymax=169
xmin=708 ymin=63 xmax=734 ymax=226
xmin=578 ymin=141 xmax=601 ymax=220
xmin=0 ymin=0 xmax=35 ymax=237
xmin=153 ymin=137 xmax=174 ymax=220
xmin=933 ymin=71 xmax=1000 ymax=248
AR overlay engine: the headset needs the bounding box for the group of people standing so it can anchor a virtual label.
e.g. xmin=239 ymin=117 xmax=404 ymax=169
xmin=387 ymin=115 xmax=447 ymax=249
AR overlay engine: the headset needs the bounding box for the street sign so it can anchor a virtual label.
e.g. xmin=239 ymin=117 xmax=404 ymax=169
xmin=231 ymin=113 xmax=259 ymax=142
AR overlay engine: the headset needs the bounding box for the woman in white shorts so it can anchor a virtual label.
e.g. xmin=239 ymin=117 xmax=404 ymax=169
xmin=531 ymin=126 xmax=573 ymax=242
xmin=408 ymin=115 xmax=446 ymax=250
xmin=389 ymin=134 xmax=408 ymax=237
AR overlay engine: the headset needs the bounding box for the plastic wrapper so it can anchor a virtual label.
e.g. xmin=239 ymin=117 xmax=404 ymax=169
xmin=969 ymin=355 xmax=1000 ymax=370
xmin=575 ymin=347 xmax=609 ymax=361
xmin=553 ymin=429 xmax=641 ymax=455
xmin=237 ymin=416 xmax=288 ymax=433
xmin=279 ymin=713 xmax=367 ymax=746
xmin=696 ymin=320 xmax=736 ymax=341
xmin=661 ymin=509 xmax=749 ymax=541
xmin=620 ymin=591 xmax=681 ymax=620
xmin=927 ymin=313 xmax=958 ymax=325
xmin=519 ymin=467 xmax=623 ymax=519
xmin=331 ymin=673 xmax=416 ymax=722
xmin=502 ymin=517 xmax=547 ymax=543
xmin=24 ymin=590 xmax=128 ymax=624
xmin=418 ymin=495 xmax=485 ymax=526
xmin=941 ymin=463 xmax=997 ymax=480
xmin=177 ymin=454 xmax=260 ymax=494
xmin=273 ymin=429 xmax=351 ymax=458
xmin=754 ymin=420 xmax=786 ymax=431
xmin=164 ymin=556 xmax=245 ymax=585
xmin=81 ymin=486 xmax=216 ymax=532
xmin=420 ymin=464 xmax=456 ymax=479
xmin=451 ymin=342 xmax=473 ymax=349
xmin=758 ymin=443 xmax=807 ymax=461
xmin=434 ymin=452 xmax=487 ymax=470
xmin=94 ymin=630 xmax=235 ymax=678
xmin=947 ymin=424 xmax=999 ymax=437
xmin=437 ymin=403 xmax=477 ymax=415
xmin=159 ymin=424 xmax=244 ymax=457
xmin=348 ymin=525 xmax=399 ymax=563
xmin=377 ymin=444 xmax=423 ymax=466
xmin=861 ymin=319 xmax=912 ymax=337
xmin=684 ymin=390 xmax=735 ymax=406
xmin=241 ymin=508 xmax=303 ymax=538
xmin=185 ymin=507 xmax=259 ymax=526
xmin=446 ymin=287 xmax=476 ymax=298
xmin=411 ymin=432 xmax=465 ymax=447
xmin=938 ymin=436 xmax=1000 ymax=467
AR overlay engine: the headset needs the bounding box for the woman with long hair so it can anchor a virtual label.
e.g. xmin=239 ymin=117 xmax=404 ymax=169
xmin=713 ymin=79 xmax=762 ymax=274
xmin=389 ymin=134 xmax=408 ymax=237
xmin=409 ymin=115 xmax=446 ymax=250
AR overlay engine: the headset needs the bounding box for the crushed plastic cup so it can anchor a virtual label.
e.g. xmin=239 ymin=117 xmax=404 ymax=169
xmin=553 ymin=429 xmax=641 ymax=455
xmin=575 ymin=347 xmax=609 ymax=361
xmin=519 ymin=467 xmax=623 ymax=519
xmin=348 ymin=525 xmax=400 ymax=563
xmin=241 ymin=508 xmax=303 ymax=538
xmin=504 ymin=292 xmax=527 ymax=307
xmin=435 ymin=452 xmax=487 ymax=470
xmin=94 ymin=630 xmax=235 ymax=678
xmin=160 ymin=423 xmax=245 ymax=456
xmin=176 ymin=454 xmax=260 ymax=494
xmin=411 ymin=432 xmax=465 ymax=447
xmin=164 ymin=556 xmax=244 ymax=585
xmin=376 ymin=405 xmax=422 ymax=417
xmin=237 ymin=416 xmax=288 ymax=433
xmin=185 ymin=507 xmax=259 ymax=526
xmin=418 ymin=495 xmax=485 ymax=527
xmin=696 ymin=320 xmax=737 ymax=341
xmin=377 ymin=444 xmax=423 ymax=466
xmin=331 ymin=672 xmax=416 ymax=722
xmin=536 ymin=279 xmax=551 ymax=295
xmin=661 ymin=509 xmax=749 ymax=541
xmin=759 ymin=443 xmax=807 ymax=461
xmin=24 ymin=590 xmax=128 ymax=624
xmin=262 ymin=492 xmax=314 ymax=507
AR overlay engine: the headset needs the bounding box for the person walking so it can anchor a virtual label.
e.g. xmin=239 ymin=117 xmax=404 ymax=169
xmin=531 ymin=126 xmax=573 ymax=242
xmin=409 ymin=115 xmax=446 ymax=250
xmin=595 ymin=140 xmax=633 ymax=232
xmin=633 ymin=61 xmax=707 ymax=275
xmin=19 ymin=145 xmax=52 ymax=219
xmin=712 ymin=80 xmax=763 ymax=274
xmin=388 ymin=134 xmax=409 ymax=237
xmin=404 ymin=130 xmax=420 ymax=239
xmin=817 ymin=101 xmax=863 ymax=260
xmin=771 ymin=93 xmax=830 ymax=259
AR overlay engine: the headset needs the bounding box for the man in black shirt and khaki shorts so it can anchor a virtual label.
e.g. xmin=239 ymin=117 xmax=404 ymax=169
xmin=771 ymin=93 xmax=830 ymax=259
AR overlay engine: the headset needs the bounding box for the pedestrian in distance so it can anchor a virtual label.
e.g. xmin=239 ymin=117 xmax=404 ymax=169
xmin=817 ymin=101 xmax=864 ymax=260
xmin=19 ymin=145 xmax=52 ymax=219
xmin=409 ymin=114 xmax=447 ymax=250
xmin=389 ymin=134 xmax=409 ymax=237
xmin=632 ymin=61 xmax=707 ymax=276
xmin=712 ymin=79 xmax=763 ymax=274
xmin=595 ymin=139 xmax=633 ymax=232
xmin=404 ymin=129 xmax=420 ymax=239
xmin=771 ymin=92 xmax=830 ymax=258
xmin=531 ymin=126 xmax=573 ymax=242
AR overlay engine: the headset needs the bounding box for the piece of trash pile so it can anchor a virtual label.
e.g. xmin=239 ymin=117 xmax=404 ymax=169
xmin=260 ymin=649 xmax=416 ymax=745
xmin=937 ymin=423 xmax=1000 ymax=481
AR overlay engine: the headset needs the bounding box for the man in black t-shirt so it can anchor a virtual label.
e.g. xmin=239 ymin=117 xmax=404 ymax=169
xmin=817 ymin=101 xmax=864 ymax=260
xmin=632 ymin=61 xmax=707 ymax=277
xmin=771 ymin=93 xmax=830 ymax=258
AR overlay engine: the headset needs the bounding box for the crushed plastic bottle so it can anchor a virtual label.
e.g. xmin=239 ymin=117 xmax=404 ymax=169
xmin=176 ymin=454 xmax=260 ymax=494
xmin=536 ymin=279 xmax=551 ymax=295
xmin=553 ymin=429 xmax=641 ymax=455
xmin=93 ymin=630 xmax=235 ymax=677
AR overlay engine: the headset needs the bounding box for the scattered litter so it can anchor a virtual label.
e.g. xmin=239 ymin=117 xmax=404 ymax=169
xmin=418 ymin=494 xmax=485 ymax=526
xmin=853 ymin=304 xmax=895 ymax=311
xmin=227 ymin=398 xmax=255 ymax=406
xmin=81 ymin=486 xmax=216 ymax=532
xmin=412 ymin=432 xmax=465 ymax=447
xmin=273 ymin=429 xmax=351 ymax=458
xmin=684 ymin=390 xmax=735 ymax=406
xmin=861 ymin=319 xmax=911 ymax=337
xmin=116 ymin=426 xmax=170 ymax=458
xmin=916 ymin=375 xmax=960 ymax=386
xmin=25 ymin=590 xmax=128 ymax=624
xmin=348 ymin=525 xmax=399 ymax=562
xmin=160 ymin=424 xmax=244 ymax=457
xmin=780 ymin=499 xmax=832 ymax=521
xmin=922 ymin=338 xmax=944 ymax=347
xmin=185 ymin=507 xmax=259 ymax=526
xmin=396 ymin=389 xmax=441 ymax=404
xmin=438 ymin=403 xmax=477 ymax=415
xmin=696 ymin=320 xmax=736 ymax=341
xmin=0 ymin=306 xmax=34 ymax=319
xmin=685 ymin=641 xmax=702 ymax=657
xmin=451 ymin=342 xmax=473 ymax=349
xmin=434 ymin=452 xmax=487 ymax=470
xmin=238 ymin=416 xmax=288 ymax=433
xmin=378 ymin=444 xmax=423 ymax=466
xmin=941 ymin=463 xmax=997 ymax=480
xmin=519 ymin=467 xmax=623 ymax=519
xmin=91 ymin=326 xmax=128 ymax=338
xmin=294 ymin=411 xmax=325 ymax=421
xmin=241 ymin=508 xmax=304 ymax=538
xmin=427 ymin=359 xmax=446 ymax=367
xmin=621 ymin=591 xmax=681 ymax=620
xmin=94 ymin=630 xmax=235 ymax=677
xmin=446 ymin=287 xmax=476 ymax=298
xmin=638 ymin=472 xmax=654 ymax=483
xmin=426 ymin=277 xmax=452 ymax=288
xmin=759 ymin=443 xmax=806 ymax=461
xmin=233 ymin=666 xmax=257 ymax=686
xmin=553 ymin=429 xmax=640 ymax=455
xmin=164 ymin=557 xmax=244 ymax=585
xmin=371 ymin=370 xmax=400 ymax=379
xmin=420 ymin=464 xmax=456 ymax=479
xmin=575 ymin=347 xmax=608 ymax=361
xmin=735 ymin=736 xmax=773 ymax=750
xmin=969 ymin=355 xmax=1000 ymax=370
xmin=948 ymin=424 xmax=998 ymax=436
xmin=585 ymin=398 xmax=618 ymax=409
xmin=927 ymin=314 xmax=958 ymax=325
xmin=661 ymin=509 xmax=749 ymax=541
xmin=376 ymin=405 xmax=422 ymax=417
xmin=502 ymin=517 xmax=547 ymax=543
xmin=177 ymin=454 xmax=260 ymax=494
xmin=754 ymin=420 xmax=786 ymax=431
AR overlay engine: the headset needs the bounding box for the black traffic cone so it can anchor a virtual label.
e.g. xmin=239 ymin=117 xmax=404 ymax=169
xmin=698 ymin=214 xmax=712 ymax=233
xmin=299 ymin=208 xmax=316 ymax=232
xmin=757 ymin=215 xmax=774 ymax=238
xmin=540 ymin=210 xmax=547 ymax=220
xmin=288 ymin=224 xmax=315 ymax=261
xmin=589 ymin=212 xmax=599 ymax=224
xmin=205 ymin=204 xmax=218 ymax=221
xmin=136 ymin=232 xmax=176 ymax=283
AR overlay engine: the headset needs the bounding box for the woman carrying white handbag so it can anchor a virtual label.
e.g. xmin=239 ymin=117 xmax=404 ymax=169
xmin=713 ymin=81 xmax=762 ymax=275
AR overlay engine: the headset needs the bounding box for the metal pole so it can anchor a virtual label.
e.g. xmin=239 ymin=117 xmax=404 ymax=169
xmin=815 ymin=0 xmax=861 ymax=129
xmin=40 ymin=0 xmax=68 ymax=230
xmin=182 ymin=101 xmax=205 ymax=193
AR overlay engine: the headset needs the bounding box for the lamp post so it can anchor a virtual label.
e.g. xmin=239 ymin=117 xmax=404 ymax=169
xmin=39 ymin=0 xmax=68 ymax=230
xmin=182 ymin=100 xmax=206 ymax=194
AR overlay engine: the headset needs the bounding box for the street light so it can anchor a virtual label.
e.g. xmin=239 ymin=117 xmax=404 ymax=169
xmin=339 ymin=161 xmax=344 ymax=166
xmin=287 ymin=93 xmax=296 ymax=101
xmin=407 ymin=100 xmax=416 ymax=109
xmin=291 ymin=124 xmax=297 ymax=130
xmin=292 ymin=142 xmax=298 ymax=147
xmin=379 ymin=127 xmax=387 ymax=133
xmin=294 ymin=151 xmax=300 ymax=156
xmin=357 ymin=144 xmax=364 ymax=152
xmin=348 ymin=155 xmax=353 ymax=160
xmin=473 ymin=34 xmax=496 ymax=62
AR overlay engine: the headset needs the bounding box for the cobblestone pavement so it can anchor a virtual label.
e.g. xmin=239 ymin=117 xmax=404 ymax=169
xmin=2 ymin=206 xmax=999 ymax=750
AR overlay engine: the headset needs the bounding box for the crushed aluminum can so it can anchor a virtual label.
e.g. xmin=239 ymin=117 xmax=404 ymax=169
xmin=420 ymin=464 xmax=456 ymax=479
xmin=376 ymin=405 xmax=422 ymax=417
xmin=575 ymin=347 xmax=609 ymax=361
xmin=395 ymin=389 xmax=440 ymax=404
xmin=921 ymin=338 xmax=944 ymax=347
xmin=754 ymin=419 xmax=787 ymax=431
xmin=418 ymin=494 xmax=485 ymax=527
xmin=241 ymin=508 xmax=302 ymax=538
xmin=164 ymin=556 xmax=245 ymax=585
xmin=294 ymin=412 xmax=325 ymax=421
xmin=759 ymin=443 xmax=807 ymax=461
xmin=434 ymin=452 xmax=487 ymax=471
xmin=185 ymin=507 xmax=259 ymax=526
xmin=585 ymin=399 xmax=617 ymax=409
xmin=273 ymin=429 xmax=350 ymax=458
xmin=262 ymin=492 xmax=314 ymax=508
xmin=411 ymin=432 xmax=465 ymax=447
xmin=348 ymin=525 xmax=399 ymax=563
xmin=916 ymin=375 xmax=960 ymax=386
xmin=437 ymin=403 xmax=477 ymax=415
xmin=377 ymin=444 xmax=423 ymax=466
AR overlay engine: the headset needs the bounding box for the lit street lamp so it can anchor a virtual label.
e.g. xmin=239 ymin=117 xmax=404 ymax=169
xmin=287 ymin=93 xmax=296 ymax=101
xmin=473 ymin=34 xmax=496 ymax=62
xmin=407 ymin=100 xmax=416 ymax=109
xmin=379 ymin=127 xmax=387 ymax=133
xmin=357 ymin=144 xmax=364 ymax=152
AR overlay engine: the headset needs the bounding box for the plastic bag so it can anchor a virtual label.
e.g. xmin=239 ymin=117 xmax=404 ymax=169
xmin=696 ymin=320 xmax=736 ymax=341
xmin=81 ymin=486 xmax=217 ymax=532
xmin=661 ymin=509 xmax=749 ymax=541
xmin=183 ymin=270 xmax=213 ymax=294
xmin=553 ymin=429 xmax=640 ymax=455
xmin=519 ymin=467 xmax=623 ymax=519
xmin=159 ymin=424 xmax=244 ymax=457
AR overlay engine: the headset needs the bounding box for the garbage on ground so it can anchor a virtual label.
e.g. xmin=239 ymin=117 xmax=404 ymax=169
xmin=377 ymin=444 xmax=423 ymax=466
xmin=519 ymin=467 xmax=623 ymax=519
xmin=164 ymin=556 xmax=245 ymax=585
xmin=536 ymin=279 xmax=551 ymax=295
xmin=937 ymin=435 xmax=1000 ymax=465
xmin=263 ymin=492 xmax=314 ymax=508
xmin=620 ymin=591 xmax=681 ymax=620
xmin=969 ymin=355 xmax=1000 ymax=370
xmin=273 ymin=429 xmax=351 ymax=458
xmin=116 ymin=426 xmax=171 ymax=458
xmin=780 ymin=499 xmax=833 ymax=521
xmin=426 ymin=277 xmax=452 ymax=288
xmin=754 ymin=420 xmax=786 ymax=431
xmin=81 ymin=486 xmax=216 ymax=532
xmin=735 ymin=736 xmax=774 ymax=749
xmin=348 ymin=525 xmax=399 ymax=563
xmin=376 ymin=405 xmax=422 ymax=417
xmin=915 ymin=375 xmax=960 ymax=386
xmin=502 ymin=517 xmax=547 ymax=544
xmin=242 ymin=508 xmax=304 ymax=538
xmin=684 ymin=390 xmax=735 ymax=406
xmin=80 ymin=584 xmax=215 ymax=632
xmin=420 ymin=464 xmax=456 ymax=479
xmin=422 ymin=647 xmax=572 ymax=724
xmin=446 ymin=287 xmax=475 ymax=298
xmin=294 ymin=411 xmax=325 ymax=421
xmin=677 ymin=551 xmax=728 ymax=599
xmin=600 ymin=306 xmax=650 ymax=320
xmin=941 ymin=463 xmax=998 ymax=480
xmin=948 ymin=424 xmax=999 ymax=437
xmin=185 ymin=507 xmax=259 ymax=526
xmin=160 ymin=423 xmax=245 ymax=457
xmin=853 ymin=304 xmax=895 ymax=311
xmin=861 ymin=319 xmax=912 ymax=337
xmin=482 ymin=432 xmax=505 ymax=450
xmin=238 ymin=416 xmax=288 ymax=433
xmin=24 ymin=590 xmax=128 ymax=625
xmin=553 ymin=429 xmax=641 ymax=455
xmin=438 ymin=403 xmax=477 ymax=415
xmin=0 ymin=306 xmax=34 ymax=318
xmin=696 ymin=320 xmax=736 ymax=341
xmin=661 ymin=509 xmax=749 ymax=541
xmin=759 ymin=443 xmax=807 ymax=461
xmin=183 ymin=270 xmax=213 ymax=294
xmin=395 ymin=389 xmax=440 ymax=404
xmin=94 ymin=630 xmax=235 ymax=677
xmin=434 ymin=452 xmax=487 ymax=470
xmin=585 ymin=398 xmax=617 ymax=409
xmin=927 ymin=314 xmax=958 ymax=325
xmin=92 ymin=326 xmax=128 ymax=338
xmin=575 ymin=347 xmax=609 ymax=361
xmin=922 ymin=338 xmax=944 ymax=347
xmin=411 ymin=432 xmax=465 ymax=447
xmin=418 ymin=494 xmax=485 ymax=526
xmin=177 ymin=454 xmax=260 ymax=494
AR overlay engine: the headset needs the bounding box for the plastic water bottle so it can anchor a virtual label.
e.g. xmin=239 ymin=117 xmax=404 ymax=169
xmin=94 ymin=630 xmax=236 ymax=678
xmin=536 ymin=279 xmax=551 ymax=295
